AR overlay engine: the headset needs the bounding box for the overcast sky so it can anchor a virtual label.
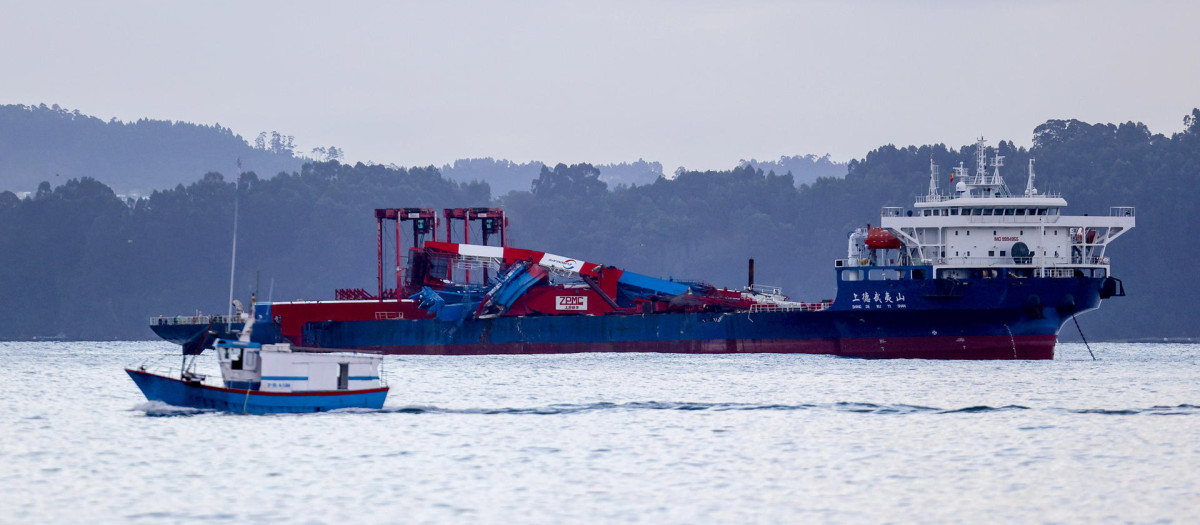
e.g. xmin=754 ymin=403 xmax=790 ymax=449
xmin=3 ymin=1 xmax=1198 ymax=171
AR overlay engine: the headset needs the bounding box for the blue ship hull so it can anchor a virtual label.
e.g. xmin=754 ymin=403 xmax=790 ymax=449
xmin=126 ymin=369 xmax=388 ymax=414
xmin=293 ymin=274 xmax=1110 ymax=360
xmin=148 ymin=322 xmax=238 ymax=348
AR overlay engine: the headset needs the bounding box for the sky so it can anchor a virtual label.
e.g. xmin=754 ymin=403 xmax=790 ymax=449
xmin=3 ymin=1 xmax=1198 ymax=171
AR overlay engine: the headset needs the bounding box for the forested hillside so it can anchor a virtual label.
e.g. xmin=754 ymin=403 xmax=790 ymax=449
xmin=440 ymin=158 xmax=666 ymax=196
xmin=1 ymin=110 xmax=1196 ymax=341
xmin=0 ymin=104 xmax=305 ymax=195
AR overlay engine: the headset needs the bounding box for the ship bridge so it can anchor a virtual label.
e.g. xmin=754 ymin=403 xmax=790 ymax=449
xmin=843 ymin=138 xmax=1135 ymax=278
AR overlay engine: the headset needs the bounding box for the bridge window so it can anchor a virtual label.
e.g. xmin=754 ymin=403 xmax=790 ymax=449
xmin=841 ymin=270 xmax=863 ymax=281
xmin=950 ymin=208 xmax=959 ymax=215
xmin=912 ymin=269 xmax=926 ymax=280
xmin=1004 ymin=208 xmax=1016 ymax=215
xmin=1016 ymin=209 xmax=1026 ymax=216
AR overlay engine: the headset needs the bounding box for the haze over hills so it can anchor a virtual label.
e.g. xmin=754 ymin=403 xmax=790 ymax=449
xmin=0 ymin=104 xmax=1195 ymax=342
xmin=0 ymin=104 xmax=847 ymax=197
xmin=0 ymin=104 xmax=307 ymax=195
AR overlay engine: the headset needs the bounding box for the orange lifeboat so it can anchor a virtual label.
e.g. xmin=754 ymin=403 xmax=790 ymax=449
xmin=865 ymin=227 xmax=902 ymax=250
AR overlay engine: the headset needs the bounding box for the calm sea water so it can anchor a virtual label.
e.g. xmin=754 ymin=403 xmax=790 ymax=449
xmin=1 ymin=341 xmax=1197 ymax=524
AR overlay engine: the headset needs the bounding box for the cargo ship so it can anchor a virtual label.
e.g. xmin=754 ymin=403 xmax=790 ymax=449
xmin=152 ymin=140 xmax=1135 ymax=359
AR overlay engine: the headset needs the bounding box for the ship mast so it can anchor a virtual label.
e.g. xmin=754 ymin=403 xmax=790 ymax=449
xmin=927 ymin=158 xmax=940 ymax=198
xmin=1025 ymin=158 xmax=1038 ymax=196
xmin=974 ymin=136 xmax=988 ymax=184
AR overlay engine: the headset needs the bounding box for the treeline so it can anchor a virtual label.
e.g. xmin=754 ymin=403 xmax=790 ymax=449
xmin=0 ymin=104 xmax=305 ymax=195
xmin=1 ymin=110 xmax=1197 ymax=341
xmin=440 ymin=158 xmax=666 ymax=196
xmin=739 ymin=154 xmax=847 ymax=185
xmin=0 ymin=163 xmax=489 ymax=340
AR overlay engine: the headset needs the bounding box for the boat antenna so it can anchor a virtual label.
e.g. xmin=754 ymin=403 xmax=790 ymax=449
xmin=1025 ymin=158 xmax=1037 ymax=196
xmin=227 ymin=162 xmax=240 ymax=334
xmin=927 ymin=157 xmax=940 ymax=198
xmin=974 ymin=136 xmax=987 ymax=183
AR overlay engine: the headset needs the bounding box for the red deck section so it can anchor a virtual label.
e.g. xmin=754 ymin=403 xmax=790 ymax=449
xmin=270 ymin=300 xmax=431 ymax=345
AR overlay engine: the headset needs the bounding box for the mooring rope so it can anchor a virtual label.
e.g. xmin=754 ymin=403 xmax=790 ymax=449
xmin=1072 ymin=314 xmax=1096 ymax=360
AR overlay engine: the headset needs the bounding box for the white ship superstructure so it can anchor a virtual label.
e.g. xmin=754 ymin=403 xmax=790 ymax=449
xmin=870 ymin=138 xmax=1135 ymax=280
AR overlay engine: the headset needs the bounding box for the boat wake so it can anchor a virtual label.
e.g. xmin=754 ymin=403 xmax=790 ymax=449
xmin=379 ymin=401 xmax=1200 ymax=416
xmin=132 ymin=401 xmax=212 ymax=417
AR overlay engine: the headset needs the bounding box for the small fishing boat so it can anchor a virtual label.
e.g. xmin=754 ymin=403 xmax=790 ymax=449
xmin=127 ymin=312 xmax=388 ymax=414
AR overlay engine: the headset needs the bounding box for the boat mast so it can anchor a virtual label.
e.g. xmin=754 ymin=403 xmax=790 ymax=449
xmin=927 ymin=158 xmax=940 ymax=198
xmin=227 ymin=166 xmax=240 ymax=334
xmin=1025 ymin=159 xmax=1037 ymax=196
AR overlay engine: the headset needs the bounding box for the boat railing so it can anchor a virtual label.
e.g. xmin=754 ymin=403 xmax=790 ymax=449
xmin=129 ymin=358 xmax=224 ymax=388
xmin=1034 ymin=268 xmax=1078 ymax=278
xmin=746 ymin=284 xmax=783 ymax=295
xmin=150 ymin=314 xmax=239 ymax=326
xmin=913 ymin=195 xmax=951 ymax=203
xmin=1110 ymin=206 xmax=1136 ymax=217
xmin=749 ymin=302 xmax=830 ymax=313
xmin=455 ymin=255 xmax=503 ymax=271
xmin=965 ymin=215 xmax=1060 ymax=224
xmin=928 ymin=255 xmax=1108 ymax=267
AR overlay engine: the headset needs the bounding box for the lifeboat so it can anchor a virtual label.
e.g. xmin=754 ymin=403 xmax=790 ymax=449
xmin=865 ymin=227 xmax=902 ymax=250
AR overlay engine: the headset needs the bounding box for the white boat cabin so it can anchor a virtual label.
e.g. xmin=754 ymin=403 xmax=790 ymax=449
xmin=217 ymin=314 xmax=384 ymax=393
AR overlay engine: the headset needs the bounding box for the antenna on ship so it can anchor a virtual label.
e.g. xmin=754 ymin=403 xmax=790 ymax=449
xmin=928 ymin=157 xmax=940 ymax=198
xmin=953 ymin=161 xmax=967 ymax=195
xmin=1025 ymin=158 xmax=1038 ymax=196
xmin=974 ymin=136 xmax=988 ymax=184
xmin=991 ymin=148 xmax=1009 ymax=195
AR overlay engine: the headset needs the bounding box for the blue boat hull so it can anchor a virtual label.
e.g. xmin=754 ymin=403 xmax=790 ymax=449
xmin=126 ymin=369 xmax=388 ymax=414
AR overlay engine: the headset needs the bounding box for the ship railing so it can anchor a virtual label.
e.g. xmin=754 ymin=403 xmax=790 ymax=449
xmin=746 ymin=284 xmax=783 ymax=295
xmin=929 ymin=255 xmax=1108 ymax=267
xmin=749 ymin=302 xmax=830 ymax=313
xmin=880 ymin=206 xmax=906 ymax=217
xmin=150 ymin=315 xmax=240 ymax=326
xmin=913 ymin=195 xmax=951 ymax=203
xmin=454 ymin=255 xmax=503 ymax=271
xmin=1110 ymin=206 xmax=1136 ymax=217
xmin=964 ymin=215 xmax=1060 ymax=224
xmin=1035 ymin=268 xmax=1077 ymax=278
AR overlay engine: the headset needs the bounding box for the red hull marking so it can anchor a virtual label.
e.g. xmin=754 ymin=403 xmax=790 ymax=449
xmin=340 ymin=334 xmax=1057 ymax=360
